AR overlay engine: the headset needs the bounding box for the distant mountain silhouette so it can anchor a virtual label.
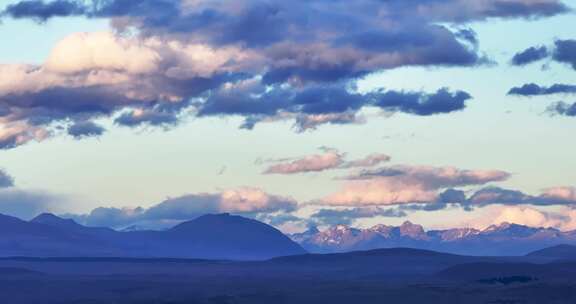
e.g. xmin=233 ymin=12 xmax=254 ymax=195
xmin=0 ymin=213 xmax=305 ymax=260
xmin=164 ymin=214 xmax=306 ymax=259
xmin=294 ymin=221 xmax=576 ymax=256
xmin=526 ymin=244 xmax=576 ymax=259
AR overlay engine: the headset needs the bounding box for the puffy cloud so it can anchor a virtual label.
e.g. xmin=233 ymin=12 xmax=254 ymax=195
xmin=67 ymin=121 xmax=105 ymax=138
xmin=541 ymin=186 xmax=576 ymax=202
xmin=72 ymin=187 xmax=297 ymax=228
xmin=0 ymin=169 xmax=14 ymax=188
xmin=510 ymin=46 xmax=549 ymax=66
xmin=508 ymin=83 xmax=576 ymax=96
xmin=471 ymin=206 xmax=576 ymax=231
xmin=0 ymin=32 xmax=250 ymax=149
xmin=263 ymin=149 xmax=391 ymax=174
xmin=322 ymin=165 xmax=510 ymax=206
xmin=45 ymin=32 xmax=160 ymax=75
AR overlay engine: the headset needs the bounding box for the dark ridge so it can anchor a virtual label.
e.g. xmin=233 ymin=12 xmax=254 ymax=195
xmin=526 ymin=244 xmax=576 ymax=258
xmin=0 ymin=257 xmax=227 ymax=264
xmin=0 ymin=267 xmax=43 ymax=276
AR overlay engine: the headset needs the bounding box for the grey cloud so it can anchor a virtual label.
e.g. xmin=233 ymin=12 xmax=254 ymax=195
xmin=0 ymin=170 xmax=14 ymax=188
xmin=67 ymin=121 xmax=105 ymax=138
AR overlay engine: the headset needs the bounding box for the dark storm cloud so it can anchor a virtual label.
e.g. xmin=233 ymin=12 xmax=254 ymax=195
xmin=67 ymin=121 xmax=105 ymax=138
xmin=511 ymin=46 xmax=549 ymax=66
xmin=508 ymin=83 xmax=576 ymax=96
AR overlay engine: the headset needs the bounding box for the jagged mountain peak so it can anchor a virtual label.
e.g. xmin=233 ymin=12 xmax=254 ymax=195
xmin=296 ymin=221 xmax=574 ymax=256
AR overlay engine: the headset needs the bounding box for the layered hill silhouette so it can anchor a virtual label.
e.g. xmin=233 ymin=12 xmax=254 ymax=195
xmin=3 ymin=211 xmax=576 ymax=259
xmin=0 ymin=213 xmax=305 ymax=260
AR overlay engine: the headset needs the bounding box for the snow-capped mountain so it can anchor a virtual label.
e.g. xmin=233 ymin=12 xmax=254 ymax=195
xmin=293 ymin=221 xmax=576 ymax=256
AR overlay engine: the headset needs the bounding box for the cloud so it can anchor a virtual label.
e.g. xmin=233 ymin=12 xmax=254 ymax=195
xmin=72 ymin=187 xmax=298 ymax=228
xmin=511 ymin=39 xmax=576 ymax=69
xmin=374 ymin=88 xmax=472 ymax=116
xmin=541 ymin=186 xmax=576 ymax=202
xmin=311 ymin=207 xmax=407 ymax=226
xmin=0 ymin=0 xmax=566 ymax=148
xmin=508 ymin=83 xmax=576 ymax=96
xmin=0 ymin=188 xmax=65 ymax=219
xmin=510 ymin=46 xmax=549 ymax=66
xmin=292 ymin=112 xmax=366 ymax=132
xmin=469 ymin=206 xmax=576 ymax=231
xmin=340 ymin=153 xmax=391 ymax=169
xmin=263 ymin=148 xmax=391 ymax=174
xmin=445 ymin=186 xmax=576 ymax=210
xmin=0 ymin=169 xmax=14 ymax=188
xmin=0 ymin=32 xmax=249 ymax=149
xmin=0 ymin=121 xmax=50 ymax=149
xmin=263 ymin=149 xmax=345 ymax=174
xmin=547 ymin=101 xmax=576 ymax=117
xmin=114 ymin=108 xmax=179 ymax=127
xmin=553 ymin=39 xmax=576 ymax=69
xmin=322 ymin=165 xmax=510 ymax=206
xmin=199 ymin=83 xmax=474 ymax=130
xmin=2 ymin=0 xmax=86 ymax=21
xmin=67 ymin=121 xmax=105 ymax=138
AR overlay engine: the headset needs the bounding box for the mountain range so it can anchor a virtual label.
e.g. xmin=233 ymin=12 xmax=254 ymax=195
xmin=2 ymin=211 xmax=576 ymax=259
xmin=0 ymin=213 xmax=305 ymax=260
xmin=292 ymin=221 xmax=576 ymax=256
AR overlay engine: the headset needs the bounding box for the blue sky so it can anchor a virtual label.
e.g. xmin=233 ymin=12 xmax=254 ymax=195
xmin=0 ymin=0 xmax=575 ymax=231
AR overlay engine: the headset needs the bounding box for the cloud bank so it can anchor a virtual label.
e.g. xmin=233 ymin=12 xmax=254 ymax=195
xmin=0 ymin=0 xmax=568 ymax=148
xmin=71 ymin=187 xmax=297 ymax=228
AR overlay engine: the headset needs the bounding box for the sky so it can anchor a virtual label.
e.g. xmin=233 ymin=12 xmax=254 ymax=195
xmin=0 ymin=0 xmax=575 ymax=232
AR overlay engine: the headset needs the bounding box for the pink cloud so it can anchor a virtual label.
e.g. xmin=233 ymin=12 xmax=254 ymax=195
xmin=263 ymin=149 xmax=391 ymax=174
xmin=322 ymin=165 xmax=510 ymax=206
